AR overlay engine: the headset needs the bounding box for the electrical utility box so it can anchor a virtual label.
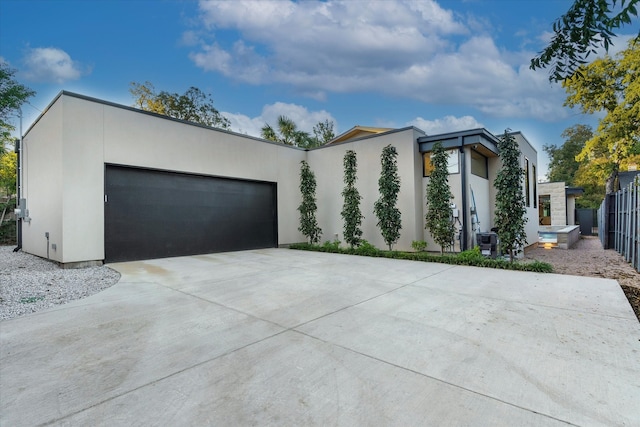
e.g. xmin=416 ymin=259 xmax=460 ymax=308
xmin=476 ymin=232 xmax=498 ymax=258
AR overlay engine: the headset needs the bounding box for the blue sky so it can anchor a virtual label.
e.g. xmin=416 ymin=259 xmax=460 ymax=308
xmin=1 ymin=0 xmax=638 ymax=180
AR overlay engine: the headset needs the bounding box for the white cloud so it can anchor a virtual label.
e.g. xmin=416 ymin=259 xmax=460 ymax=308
xmin=22 ymin=47 xmax=89 ymax=83
xmin=187 ymin=0 xmax=572 ymax=121
xmin=223 ymin=102 xmax=337 ymax=138
xmin=409 ymin=115 xmax=484 ymax=135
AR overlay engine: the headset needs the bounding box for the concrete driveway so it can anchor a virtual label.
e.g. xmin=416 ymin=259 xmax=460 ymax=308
xmin=1 ymin=249 xmax=639 ymax=426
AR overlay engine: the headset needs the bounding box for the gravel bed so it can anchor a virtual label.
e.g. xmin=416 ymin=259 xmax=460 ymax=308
xmin=0 ymin=246 xmax=121 ymax=321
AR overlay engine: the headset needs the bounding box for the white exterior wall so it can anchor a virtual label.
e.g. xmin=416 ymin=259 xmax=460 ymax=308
xmin=310 ymin=128 xmax=424 ymax=251
xmin=513 ymin=133 xmax=540 ymax=248
xmin=22 ymin=94 xmax=306 ymax=263
xmin=21 ymin=100 xmax=64 ymax=262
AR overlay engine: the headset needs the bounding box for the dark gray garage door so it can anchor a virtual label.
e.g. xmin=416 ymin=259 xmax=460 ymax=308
xmin=105 ymin=165 xmax=278 ymax=262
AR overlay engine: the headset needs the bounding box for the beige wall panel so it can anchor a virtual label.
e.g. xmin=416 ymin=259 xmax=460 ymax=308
xmin=309 ymin=129 xmax=421 ymax=251
xmin=61 ymin=97 xmax=105 ymax=262
xmin=21 ymin=99 xmax=64 ymax=261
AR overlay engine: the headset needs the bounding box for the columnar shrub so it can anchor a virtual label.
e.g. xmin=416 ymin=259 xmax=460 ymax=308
xmin=298 ymin=160 xmax=322 ymax=244
xmin=494 ymin=129 xmax=527 ymax=262
xmin=341 ymin=150 xmax=363 ymax=248
xmin=374 ymin=145 xmax=402 ymax=250
xmin=425 ymin=141 xmax=455 ymax=254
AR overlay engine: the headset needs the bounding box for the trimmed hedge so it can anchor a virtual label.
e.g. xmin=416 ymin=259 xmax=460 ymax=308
xmin=289 ymin=242 xmax=554 ymax=273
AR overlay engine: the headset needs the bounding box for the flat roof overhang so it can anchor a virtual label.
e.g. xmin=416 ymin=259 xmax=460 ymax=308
xmin=417 ymin=128 xmax=500 ymax=157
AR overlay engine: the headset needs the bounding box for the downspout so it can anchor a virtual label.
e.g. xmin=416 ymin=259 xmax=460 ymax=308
xmin=14 ymin=109 xmax=22 ymax=252
xmin=459 ymin=138 xmax=468 ymax=251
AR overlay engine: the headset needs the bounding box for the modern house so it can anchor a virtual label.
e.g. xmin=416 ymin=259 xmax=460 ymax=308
xmin=18 ymin=91 xmax=539 ymax=266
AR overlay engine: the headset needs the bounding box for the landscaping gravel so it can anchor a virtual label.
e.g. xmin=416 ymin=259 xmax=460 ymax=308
xmin=0 ymin=246 xmax=121 ymax=321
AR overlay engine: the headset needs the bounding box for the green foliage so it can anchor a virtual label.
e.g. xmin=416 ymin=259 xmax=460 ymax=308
xmin=1 ymin=62 xmax=35 ymax=151
xmin=0 ymin=151 xmax=17 ymax=196
xmin=0 ymin=197 xmax=16 ymax=245
xmin=494 ymin=130 xmax=528 ymax=262
xmin=288 ymin=242 xmax=553 ymax=273
xmin=262 ymin=115 xmax=311 ymax=147
xmin=322 ymin=239 xmax=341 ymax=251
xmin=564 ymin=39 xmax=640 ymax=193
xmin=424 ymin=141 xmax=455 ymax=254
xmin=457 ymin=246 xmax=483 ymax=262
xmin=298 ymin=160 xmax=322 ymax=244
xmin=262 ymin=116 xmax=335 ymax=149
xmin=354 ymin=240 xmax=379 ymax=256
xmin=374 ymin=145 xmax=402 ymax=250
xmin=544 ymin=124 xmax=593 ymax=183
xmin=341 ymin=150 xmax=364 ymax=248
xmin=544 ymin=125 xmax=605 ymax=208
xmin=129 ymin=81 xmax=230 ymax=129
xmin=530 ymin=0 xmax=640 ymax=82
xmin=312 ymin=119 xmax=336 ymax=146
xmin=411 ymin=240 xmax=427 ymax=252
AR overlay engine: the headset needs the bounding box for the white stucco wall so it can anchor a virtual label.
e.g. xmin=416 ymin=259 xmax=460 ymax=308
xmin=22 ymin=93 xmax=306 ymax=263
xmin=21 ymin=99 xmax=64 ymax=262
xmin=513 ymin=133 xmax=539 ymax=248
xmin=309 ymin=128 xmax=424 ymax=251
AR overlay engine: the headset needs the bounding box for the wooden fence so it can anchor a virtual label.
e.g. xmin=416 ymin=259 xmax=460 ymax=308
xmin=598 ymin=175 xmax=640 ymax=272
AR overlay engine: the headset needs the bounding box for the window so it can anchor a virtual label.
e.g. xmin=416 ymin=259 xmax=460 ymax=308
xmin=525 ymin=158 xmax=531 ymax=207
xmin=470 ymin=149 xmax=488 ymax=179
xmin=423 ymin=149 xmax=459 ymax=177
xmin=532 ymin=164 xmax=537 ymax=208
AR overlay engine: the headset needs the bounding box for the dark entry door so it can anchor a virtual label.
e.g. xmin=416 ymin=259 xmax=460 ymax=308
xmin=576 ymin=208 xmax=596 ymax=236
xmin=105 ymin=165 xmax=277 ymax=262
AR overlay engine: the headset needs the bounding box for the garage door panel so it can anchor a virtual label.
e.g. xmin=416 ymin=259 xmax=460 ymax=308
xmin=105 ymin=165 xmax=277 ymax=262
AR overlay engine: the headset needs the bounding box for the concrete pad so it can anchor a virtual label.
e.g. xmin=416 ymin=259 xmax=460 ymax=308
xmin=1 ymin=249 xmax=639 ymax=426
xmin=60 ymin=332 xmax=568 ymax=426
xmin=1 ymin=280 xmax=284 ymax=426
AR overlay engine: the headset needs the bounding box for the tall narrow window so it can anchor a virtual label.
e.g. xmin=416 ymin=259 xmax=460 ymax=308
xmin=532 ymin=164 xmax=537 ymax=208
xmin=525 ymin=158 xmax=531 ymax=207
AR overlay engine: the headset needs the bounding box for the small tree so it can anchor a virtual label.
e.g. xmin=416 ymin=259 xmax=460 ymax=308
xmin=425 ymin=141 xmax=455 ymax=254
xmin=298 ymin=160 xmax=322 ymax=244
xmin=341 ymin=150 xmax=363 ymax=248
xmin=374 ymin=145 xmax=402 ymax=250
xmin=494 ymin=130 xmax=528 ymax=262
xmin=0 ymin=151 xmax=17 ymax=196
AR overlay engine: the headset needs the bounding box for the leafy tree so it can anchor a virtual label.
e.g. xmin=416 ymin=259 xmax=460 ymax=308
xmin=262 ymin=116 xmax=335 ymax=148
xmin=0 ymin=151 xmax=17 ymax=196
xmin=1 ymin=63 xmax=35 ymax=153
xmin=425 ymin=141 xmax=455 ymax=254
xmin=545 ymin=125 xmax=606 ymax=208
xmin=341 ymin=150 xmax=363 ymax=248
xmin=544 ymin=124 xmax=593 ymax=184
xmin=129 ymin=81 xmax=230 ymax=129
xmin=374 ymin=144 xmax=402 ymax=250
xmin=530 ymin=0 xmax=639 ymax=81
xmin=298 ymin=160 xmax=322 ymax=244
xmin=563 ymin=39 xmax=640 ymax=193
xmin=494 ymin=130 xmax=527 ymax=262
xmin=312 ymin=119 xmax=336 ymax=146
xmin=262 ymin=115 xmax=312 ymax=147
